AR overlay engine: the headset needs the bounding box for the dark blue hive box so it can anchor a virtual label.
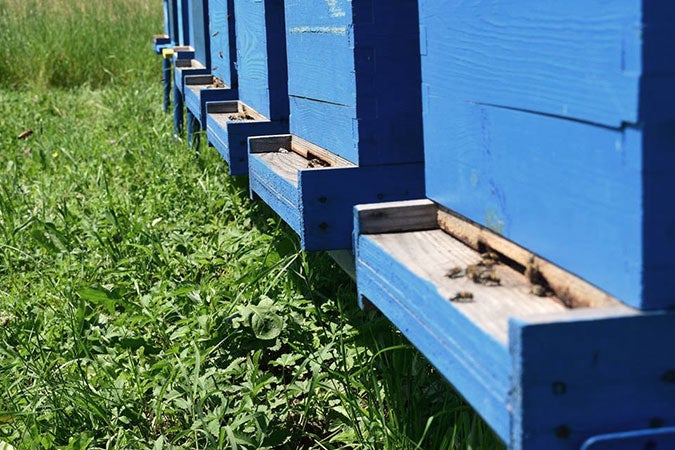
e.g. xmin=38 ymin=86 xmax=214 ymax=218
xmin=182 ymin=0 xmax=238 ymax=128
xmin=248 ymin=0 xmax=425 ymax=251
xmin=206 ymin=0 xmax=289 ymax=175
xmin=417 ymin=0 xmax=675 ymax=311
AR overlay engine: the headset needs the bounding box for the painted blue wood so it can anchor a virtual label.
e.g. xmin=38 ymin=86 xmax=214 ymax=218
xmin=206 ymin=104 xmax=288 ymax=175
xmin=299 ymin=163 xmax=425 ymax=250
xmin=249 ymin=153 xmax=303 ymax=232
xmin=183 ymin=80 xmax=237 ymax=129
xmin=188 ymin=0 xmax=211 ymax=68
xmin=249 ymin=140 xmax=425 ymax=250
xmin=162 ymin=57 xmax=172 ymax=113
xmin=152 ymin=36 xmax=171 ymax=55
xmin=233 ymin=0 xmax=288 ymax=121
xmin=208 ymin=0 xmax=237 ymax=88
xmin=162 ymin=0 xmax=170 ymax=37
xmin=177 ymin=0 xmax=191 ymax=46
xmin=284 ymin=0 xmax=424 ymax=166
xmin=186 ymin=110 xmax=199 ymax=148
xmin=353 ymin=200 xmax=675 ymax=450
xmin=510 ymin=311 xmax=675 ymax=450
xmin=355 ymin=232 xmax=512 ymax=440
xmin=173 ymin=83 xmax=184 ymax=135
xmin=420 ymin=0 xmax=675 ymax=310
xmin=582 ymin=427 xmax=675 ymax=450
xmin=418 ymin=0 xmax=675 ymax=127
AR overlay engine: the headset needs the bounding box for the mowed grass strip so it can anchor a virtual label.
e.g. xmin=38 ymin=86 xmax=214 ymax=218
xmin=0 ymin=0 xmax=503 ymax=448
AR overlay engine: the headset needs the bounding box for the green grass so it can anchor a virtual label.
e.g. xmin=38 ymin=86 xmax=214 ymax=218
xmin=0 ymin=1 xmax=504 ymax=449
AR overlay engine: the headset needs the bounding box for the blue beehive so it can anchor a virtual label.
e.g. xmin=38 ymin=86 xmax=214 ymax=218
xmin=172 ymin=0 xmax=212 ymax=134
xmin=182 ymin=0 xmax=238 ymax=130
xmin=352 ymin=1 xmax=675 ymax=449
xmin=417 ymin=0 xmax=675 ymax=311
xmin=248 ymin=0 xmax=425 ymax=250
xmin=205 ymin=0 xmax=289 ymax=175
xmin=153 ymin=0 xmax=192 ymax=112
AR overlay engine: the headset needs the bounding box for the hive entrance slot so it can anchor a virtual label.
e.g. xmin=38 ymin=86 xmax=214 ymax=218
xmin=437 ymin=207 xmax=620 ymax=309
xmin=281 ymin=146 xmax=334 ymax=168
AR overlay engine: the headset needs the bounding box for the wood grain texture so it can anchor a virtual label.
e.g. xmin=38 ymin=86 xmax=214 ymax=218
xmin=369 ymin=230 xmax=571 ymax=343
xmin=353 ymin=200 xmax=675 ymax=449
xmin=208 ymin=0 xmax=237 ymax=88
xmin=205 ymin=102 xmax=288 ymax=175
xmin=284 ymin=0 xmax=424 ymax=166
xmin=419 ymin=0 xmax=675 ymax=127
xmin=234 ymin=0 xmax=288 ymax=120
xmin=249 ymin=152 xmax=303 ymax=232
xmin=424 ymin=94 xmax=675 ymax=310
xmin=248 ymin=136 xmax=424 ymax=250
xmin=355 ymin=231 xmax=513 ymax=440
xmin=355 ymin=199 xmax=438 ymax=235
xmin=420 ymin=1 xmax=675 ymax=310
xmin=436 ymin=208 xmax=620 ymax=309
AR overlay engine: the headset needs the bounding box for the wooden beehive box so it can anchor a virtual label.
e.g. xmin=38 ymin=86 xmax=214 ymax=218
xmin=205 ymin=0 xmax=289 ymax=175
xmin=353 ymin=199 xmax=675 ymax=450
xmin=182 ymin=0 xmax=238 ymax=128
xmin=248 ymin=0 xmax=425 ymax=250
xmin=419 ymin=0 xmax=675 ymax=310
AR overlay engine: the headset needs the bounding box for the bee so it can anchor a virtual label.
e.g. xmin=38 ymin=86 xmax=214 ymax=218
xmin=450 ymin=291 xmax=474 ymax=303
xmin=481 ymin=251 xmax=500 ymax=266
xmin=481 ymin=272 xmax=501 ymax=286
xmin=530 ymin=284 xmax=550 ymax=297
xmin=467 ymin=263 xmax=500 ymax=286
xmin=445 ymin=266 xmax=463 ymax=279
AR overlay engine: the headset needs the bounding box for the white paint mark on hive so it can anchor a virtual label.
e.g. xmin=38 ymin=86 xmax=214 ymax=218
xmin=290 ymin=26 xmax=347 ymax=35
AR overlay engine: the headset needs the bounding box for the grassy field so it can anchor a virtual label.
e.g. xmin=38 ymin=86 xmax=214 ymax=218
xmin=0 ymin=0 xmax=502 ymax=448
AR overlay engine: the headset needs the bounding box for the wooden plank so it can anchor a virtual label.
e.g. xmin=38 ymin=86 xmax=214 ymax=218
xmin=355 ymin=232 xmax=512 ymax=441
xmin=185 ymin=74 xmax=214 ymax=85
xmin=234 ymin=0 xmax=288 ymax=120
xmin=437 ymin=208 xmax=621 ymax=309
xmin=368 ymin=230 xmax=570 ymax=343
xmin=207 ymin=0 xmax=237 ymax=88
xmin=510 ymin=311 xmax=675 ymax=450
xmin=176 ymin=0 xmax=190 ymax=46
xmin=299 ymin=163 xmax=425 ymax=250
xmin=287 ymin=96 xmax=358 ymax=164
xmin=284 ymin=0 xmax=424 ymax=166
xmin=417 ymin=0 xmax=673 ymax=127
xmin=205 ymin=107 xmax=287 ymax=176
xmin=248 ymin=134 xmax=292 ymax=154
xmin=424 ymin=97 xmax=675 ymax=310
xmin=249 ymin=153 xmax=303 ymax=232
xmin=188 ymin=0 xmax=210 ymax=68
xmin=355 ymin=199 xmax=438 ymax=235
xmin=255 ymin=151 xmax=304 ymax=186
